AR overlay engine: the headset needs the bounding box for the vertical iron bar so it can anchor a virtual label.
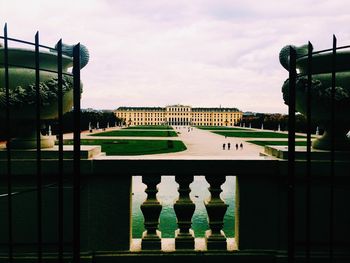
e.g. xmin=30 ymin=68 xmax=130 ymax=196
xmin=35 ymin=31 xmax=42 ymax=263
xmin=4 ymin=23 xmax=13 ymax=263
xmin=288 ymin=47 xmax=296 ymax=263
xmin=73 ymin=43 xmax=81 ymax=263
xmin=57 ymin=39 xmax=64 ymax=263
xmin=329 ymin=35 xmax=337 ymax=263
xmin=306 ymin=41 xmax=313 ymax=263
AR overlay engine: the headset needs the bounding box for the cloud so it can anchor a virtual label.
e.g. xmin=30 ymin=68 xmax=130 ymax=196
xmin=1 ymin=0 xmax=350 ymax=113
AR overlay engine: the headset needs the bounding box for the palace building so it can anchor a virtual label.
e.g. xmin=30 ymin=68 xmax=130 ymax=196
xmin=115 ymin=105 xmax=243 ymax=126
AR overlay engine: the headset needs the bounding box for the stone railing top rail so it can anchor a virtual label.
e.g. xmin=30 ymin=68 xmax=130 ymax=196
xmin=1 ymin=158 xmax=349 ymax=177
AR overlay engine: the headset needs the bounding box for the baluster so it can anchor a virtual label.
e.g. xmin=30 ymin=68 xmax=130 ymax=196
xmin=204 ymin=175 xmax=228 ymax=250
xmin=174 ymin=175 xmax=195 ymax=249
xmin=140 ymin=175 xmax=162 ymax=250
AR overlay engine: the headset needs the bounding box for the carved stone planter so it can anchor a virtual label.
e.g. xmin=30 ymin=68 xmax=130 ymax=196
xmin=280 ymin=45 xmax=350 ymax=150
xmin=0 ymin=47 xmax=75 ymax=148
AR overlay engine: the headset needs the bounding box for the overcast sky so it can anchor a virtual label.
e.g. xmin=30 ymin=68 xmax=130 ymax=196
xmin=1 ymin=0 xmax=350 ymax=113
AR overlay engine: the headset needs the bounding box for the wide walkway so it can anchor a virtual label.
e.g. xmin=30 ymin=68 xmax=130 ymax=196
xmin=167 ymin=126 xmax=264 ymax=157
xmin=92 ymin=126 xmax=267 ymax=159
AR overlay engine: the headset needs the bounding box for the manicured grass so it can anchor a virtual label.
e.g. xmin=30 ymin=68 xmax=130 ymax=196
xmin=124 ymin=125 xmax=173 ymax=130
xmin=197 ymin=126 xmax=248 ymax=130
xmin=247 ymin=140 xmax=307 ymax=147
xmin=90 ymin=130 xmax=178 ymax=137
xmin=63 ymin=139 xmax=186 ymax=155
xmin=214 ymin=131 xmax=305 ymax=138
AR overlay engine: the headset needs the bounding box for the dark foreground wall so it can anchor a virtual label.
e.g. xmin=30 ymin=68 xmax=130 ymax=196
xmin=0 ymin=159 xmax=349 ymax=263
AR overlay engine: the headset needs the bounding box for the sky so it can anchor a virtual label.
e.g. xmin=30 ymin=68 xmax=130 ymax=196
xmin=1 ymin=0 xmax=350 ymax=113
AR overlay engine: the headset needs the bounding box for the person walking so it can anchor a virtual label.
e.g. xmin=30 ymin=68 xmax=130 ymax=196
xmin=235 ymin=143 xmax=238 ymax=150
xmin=223 ymin=143 xmax=226 ymax=150
xmin=228 ymin=142 xmax=231 ymax=150
xmin=240 ymin=142 xmax=243 ymax=150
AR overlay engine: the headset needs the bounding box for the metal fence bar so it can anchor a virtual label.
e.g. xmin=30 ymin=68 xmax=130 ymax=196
xmin=35 ymin=31 xmax=43 ymax=263
xmin=288 ymin=47 xmax=297 ymax=263
xmin=0 ymin=35 xmax=54 ymax=50
xmin=73 ymin=43 xmax=81 ymax=263
xmin=297 ymin=44 xmax=350 ymax=58
xmin=329 ymin=34 xmax=337 ymax=263
xmin=305 ymin=41 xmax=313 ymax=263
xmin=57 ymin=39 xmax=64 ymax=263
xmin=333 ymin=44 xmax=350 ymax=51
xmin=4 ymin=23 xmax=13 ymax=263
xmin=4 ymin=63 xmax=72 ymax=76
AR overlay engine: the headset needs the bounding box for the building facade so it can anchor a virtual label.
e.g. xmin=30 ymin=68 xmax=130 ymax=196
xmin=115 ymin=105 xmax=242 ymax=126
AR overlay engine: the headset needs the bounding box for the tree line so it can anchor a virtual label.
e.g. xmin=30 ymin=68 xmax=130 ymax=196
xmin=43 ymin=109 xmax=123 ymax=134
xmin=239 ymin=113 xmax=323 ymax=134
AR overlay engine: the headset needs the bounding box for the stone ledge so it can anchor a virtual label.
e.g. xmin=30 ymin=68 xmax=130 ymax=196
xmin=0 ymin=145 xmax=102 ymax=160
xmin=130 ymin=238 xmax=236 ymax=252
xmin=264 ymin=145 xmax=350 ymax=160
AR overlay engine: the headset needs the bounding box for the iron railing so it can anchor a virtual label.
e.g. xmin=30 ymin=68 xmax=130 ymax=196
xmin=287 ymin=36 xmax=350 ymax=263
xmin=1 ymin=24 xmax=81 ymax=263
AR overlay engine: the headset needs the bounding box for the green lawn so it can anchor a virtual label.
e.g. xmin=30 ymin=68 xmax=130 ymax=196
xmin=214 ymin=131 xmax=305 ymax=138
xmin=124 ymin=125 xmax=173 ymax=130
xmin=63 ymin=139 xmax=186 ymax=155
xmin=247 ymin=140 xmax=308 ymax=147
xmin=197 ymin=126 xmax=248 ymax=130
xmin=90 ymin=130 xmax=178 ymax=137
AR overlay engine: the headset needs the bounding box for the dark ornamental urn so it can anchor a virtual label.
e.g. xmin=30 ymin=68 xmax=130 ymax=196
xmin=280 ymin=44 xmax=350 ymax=151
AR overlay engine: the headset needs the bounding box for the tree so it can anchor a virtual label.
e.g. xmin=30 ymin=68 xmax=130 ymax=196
xmin=241 ymin=112 xmax=322 ymax=134
xmin=43 ymin=109 xmax=123 ymax=134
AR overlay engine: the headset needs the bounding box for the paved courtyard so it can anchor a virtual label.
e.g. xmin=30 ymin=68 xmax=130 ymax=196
xmin=88 ymin=126 xmax=269 ymax=159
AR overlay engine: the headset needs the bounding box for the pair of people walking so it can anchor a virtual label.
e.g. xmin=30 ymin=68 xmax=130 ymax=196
xmin=223 ymin=142 xmax=243 ymax=150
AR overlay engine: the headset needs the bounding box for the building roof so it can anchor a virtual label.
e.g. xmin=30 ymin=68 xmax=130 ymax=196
xmin=192 ymin=107 xmax=240 ymax=112
xmin=165 ymin=104 xmax=191 ymax=107
xmin=116 ymin=106 xmax=166 ymax=111
xmin=116 ymin=106 xmax=241 ymax=112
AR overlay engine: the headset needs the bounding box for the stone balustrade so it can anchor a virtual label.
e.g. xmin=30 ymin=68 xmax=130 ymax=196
xmin=174 ymin=175 xmax=195 ymax=250
xmin=139 ymin=174 xmax=229 ymax=250
xmin=140 ymin=175 xmax=162 ymax=250
xmin=0 ymin=158 xmax=349 ymax=262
